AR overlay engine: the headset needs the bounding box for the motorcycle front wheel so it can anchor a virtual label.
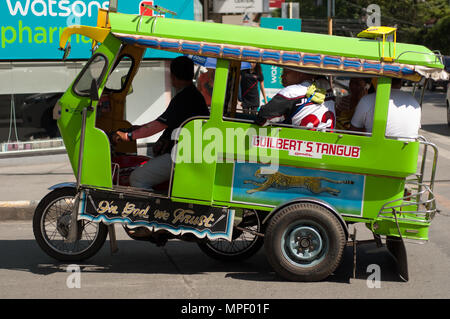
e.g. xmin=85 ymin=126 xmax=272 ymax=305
xmin=33 ymin=187 xmax=108 ymax=262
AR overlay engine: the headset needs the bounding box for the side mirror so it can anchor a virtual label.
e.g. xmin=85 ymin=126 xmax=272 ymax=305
xmin=90 ymin=79 xmax=99 ymax=102
xmin=109 ymin=0 xmax=118 ymax=12
xmin=62 ymin=43 xmax=71 ymax=61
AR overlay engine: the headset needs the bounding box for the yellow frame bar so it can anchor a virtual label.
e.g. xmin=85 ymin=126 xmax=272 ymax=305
xmin=59 ymin=25 xmax=110 ymax=50
xmin=357 ymin=27 xmax=397 ymax=62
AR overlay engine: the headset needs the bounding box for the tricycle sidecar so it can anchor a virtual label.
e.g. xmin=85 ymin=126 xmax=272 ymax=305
xmin=33 ymin=4 xmax=447 ymax=282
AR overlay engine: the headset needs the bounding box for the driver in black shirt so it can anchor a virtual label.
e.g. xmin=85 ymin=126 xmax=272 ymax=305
xmin=114 ymin=56 xmax=209 ymax=190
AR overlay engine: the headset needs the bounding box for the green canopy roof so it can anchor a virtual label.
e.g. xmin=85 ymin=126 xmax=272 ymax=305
xmin=108 ymin=13 xmax=447 ymax=80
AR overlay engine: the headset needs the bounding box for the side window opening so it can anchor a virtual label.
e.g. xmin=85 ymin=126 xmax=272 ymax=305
xmin=223 ymin=62 xmax=259 ymax=121
xmin=105 ymin=55 xmax=135 ymax=93
xmin=223 ymin=64 xmax=343 ymax=133
xmin=195 ymin=66 xmax=215 ymax=109
xmin=217 ymin=62 xmax=376 ymax=137
xmin=73 ymin=54 xmax=108 ymax=97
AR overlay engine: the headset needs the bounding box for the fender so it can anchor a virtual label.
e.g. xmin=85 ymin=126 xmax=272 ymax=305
xmin=48 ymin=182 xmax=77 ymax=190
xmin=261 ymin=197 xmax=349 ymax=240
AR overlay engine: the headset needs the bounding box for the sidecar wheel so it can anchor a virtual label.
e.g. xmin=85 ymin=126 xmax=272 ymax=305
xmin=264 ymin=203 xmax=346 ymax=282
xmin=33 ymin=188 xmax=108 ymax=262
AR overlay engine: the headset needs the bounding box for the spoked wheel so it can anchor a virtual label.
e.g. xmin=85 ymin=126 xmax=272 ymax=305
xmin=197 ymin=209 xmax=264 ymax=261
xmin=264 ymin=203 xmax=346 ymax=282
xmin=33 ymin=188 xmax=108 ymax=262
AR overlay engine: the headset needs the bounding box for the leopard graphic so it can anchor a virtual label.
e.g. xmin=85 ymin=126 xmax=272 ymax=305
xmin=243 ymin=168 xmax=354 ymax=196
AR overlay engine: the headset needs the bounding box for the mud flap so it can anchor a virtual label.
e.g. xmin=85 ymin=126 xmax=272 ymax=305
xmin=386 ymin=236 xmax=409 ymax=282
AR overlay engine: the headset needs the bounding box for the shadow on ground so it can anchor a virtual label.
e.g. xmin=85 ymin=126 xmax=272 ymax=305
xmin=0 ymin=239 xmax=404 ymax=284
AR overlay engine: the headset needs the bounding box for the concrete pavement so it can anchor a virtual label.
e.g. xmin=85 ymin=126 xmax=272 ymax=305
xmin=0 ymin=145 xmax=154 ymax=220
xmin=0 ymin=152 xmax=76 ymax=220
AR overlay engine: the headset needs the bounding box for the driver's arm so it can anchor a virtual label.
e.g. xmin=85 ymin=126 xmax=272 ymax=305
xmin=131 ymin=120 xmax=167 ymax=140
xmin=115 ymin=120 xmax=167 ymax=142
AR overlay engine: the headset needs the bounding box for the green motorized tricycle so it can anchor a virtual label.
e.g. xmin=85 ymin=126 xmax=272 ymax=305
xmin=33 ymin=3 xmax=447 ymax=282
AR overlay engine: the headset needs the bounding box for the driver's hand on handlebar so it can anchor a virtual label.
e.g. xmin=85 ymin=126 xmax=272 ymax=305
xmin=112 ymin=130 xmax=129 ymax=144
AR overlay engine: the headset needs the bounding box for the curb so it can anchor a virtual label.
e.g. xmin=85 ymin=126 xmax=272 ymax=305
xmin=0 ymin=201 xmax=39 ymax=221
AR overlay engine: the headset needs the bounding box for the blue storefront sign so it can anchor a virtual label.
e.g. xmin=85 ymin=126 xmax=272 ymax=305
xmin=0 ymin=0 xmax=194 ymax=60
xmin=259 ymin=17 xmax=301 ymax=101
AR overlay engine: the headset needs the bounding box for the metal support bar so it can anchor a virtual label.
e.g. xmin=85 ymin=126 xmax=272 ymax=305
xmin=108 ymin=225 xmax=119 ymax=254
xmin=351 ymin=227 xmax=357 ymax=279
xmin=348 ymin=227 xmax=383 ymax=280
xmin=234 ymin=226 xmax=264 ymax=238
xmin=68 ymin=106 xmax=89 ymax=243
xmin=420 ymin=78 xmax=428 ymax=106
xmin=76 ymin=107 xmax=88 ymax=189
xmin=66 ymin=192 xmax=80 ymax=243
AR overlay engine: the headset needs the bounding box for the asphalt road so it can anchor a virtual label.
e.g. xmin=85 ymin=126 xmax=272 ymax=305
xmin=0 ymin=219 xmax=449 ymax=299
xmin=0 ymin=87 xmax=449 ymax=300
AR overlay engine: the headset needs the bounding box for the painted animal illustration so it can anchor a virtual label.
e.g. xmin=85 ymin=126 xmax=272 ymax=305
xmin=243 ymin=168 xmax=354 ymax=196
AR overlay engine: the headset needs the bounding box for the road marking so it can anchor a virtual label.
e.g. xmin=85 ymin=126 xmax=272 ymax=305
xmin=419 ymin=130 xmax=450 ymax=161
xmin=0 ymin=201 xmax=37 ymax=208
xmin=434 ymin=193 xmax=450 ymax=213
xmin=420 ymin=130 xmax=450 ymax=147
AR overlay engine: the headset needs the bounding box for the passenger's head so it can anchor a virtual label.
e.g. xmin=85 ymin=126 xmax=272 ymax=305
xmin=170 ymin=56 xmax=194 ymax=88
xmin=281 ymin=68 xmax=314 ymax=87
xmin=349 ymin=78 xmax=371 ymax=95
xmin=391 ymin=78 xmax=403 ymax=89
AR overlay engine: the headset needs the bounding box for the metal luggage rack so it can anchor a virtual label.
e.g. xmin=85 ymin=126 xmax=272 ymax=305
xmin=395 ymin=50 xmax=444 ymax=65
xmin=378 ymin=135 xmax=438 ymax=223
xmin=378 ymin=181 xmax=436 ymax=223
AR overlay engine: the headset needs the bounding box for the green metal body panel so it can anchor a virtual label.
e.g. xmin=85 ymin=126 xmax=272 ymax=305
xmin=55 ymin=13 xmax=437 ymax=241
xmin=58 ymin=34 xmax=121 ymax=189
xmin=169 ymin=60 xmax=425 ymax=240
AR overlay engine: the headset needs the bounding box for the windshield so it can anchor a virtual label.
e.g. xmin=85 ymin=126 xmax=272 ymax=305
xmin=73 ymin=54 xmax=108 ymax=96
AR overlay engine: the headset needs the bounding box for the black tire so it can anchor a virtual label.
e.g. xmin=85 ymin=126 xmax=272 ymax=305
xmin=197 ymin=209 xmax=264 ymax=261
xmin=264 ymin=203 xmax=346 ymax=282
xmin=33 ymin=187 xmax=108 ymax=262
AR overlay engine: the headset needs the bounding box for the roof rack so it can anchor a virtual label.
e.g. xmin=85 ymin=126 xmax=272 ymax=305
xmin=357 ymin=26 xmax=397 ymax=62
xmin=140 ymin=4 xmax=177 ymax=16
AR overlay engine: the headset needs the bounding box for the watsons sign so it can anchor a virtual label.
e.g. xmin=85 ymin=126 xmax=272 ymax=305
xmin=0 ymin=0 xmax=194 ymax=60
xmin=6 ymin=0 xmax=109 ymax=18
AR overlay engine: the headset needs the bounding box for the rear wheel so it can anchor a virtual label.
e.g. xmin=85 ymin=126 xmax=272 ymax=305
xmin=197 ymin=209 xmax=264 ymax=261
xmin=264 ymin=203 xmax=346 ymax=282
xmin=33 ymin=188 xmax=108 ymax=262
